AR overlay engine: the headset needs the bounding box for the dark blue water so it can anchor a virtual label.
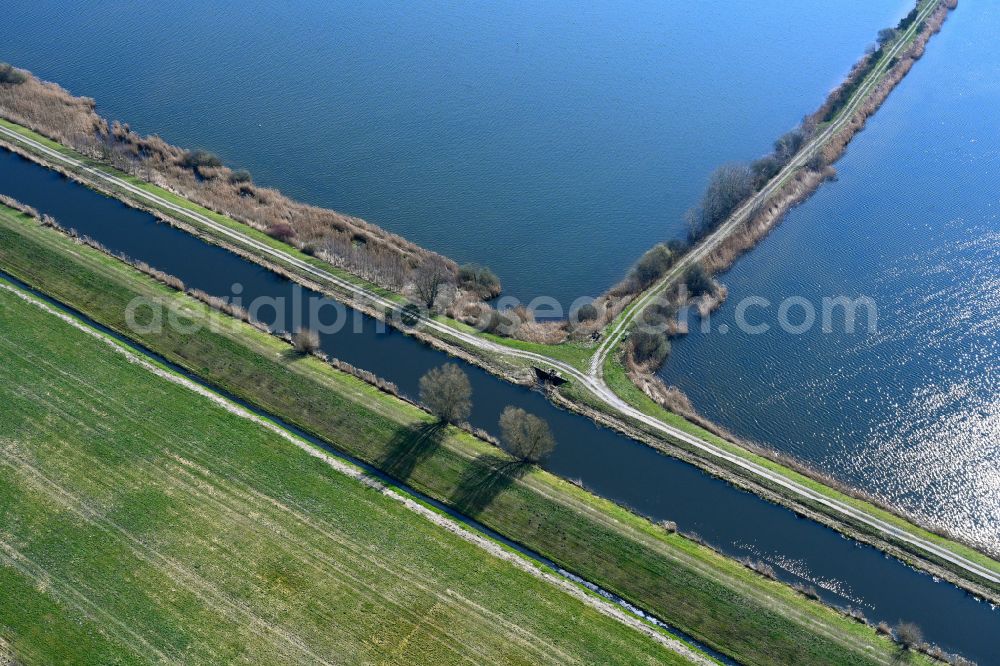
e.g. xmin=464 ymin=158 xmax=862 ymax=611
xmin=659 ymin=1 xmax=1000 ymax=555
xmin=2 ymin=149 xmax=998 ymax=663
xmin=2 ymin=0 xmax=912 ymax=306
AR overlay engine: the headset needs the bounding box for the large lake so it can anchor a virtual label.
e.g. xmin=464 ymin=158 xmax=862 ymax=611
xmin=4 ymin=0 xmax=910 ymax=306
xmin=659 ymin=1 xmax=1000 ymax=552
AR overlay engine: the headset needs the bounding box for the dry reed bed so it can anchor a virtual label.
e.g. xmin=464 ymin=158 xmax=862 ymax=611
xmin=0 ymin=72 xmax=470 ymax=296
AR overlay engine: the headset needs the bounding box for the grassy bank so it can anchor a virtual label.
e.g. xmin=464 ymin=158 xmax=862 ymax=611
xmin=0 ymin=284 xmax=695 ymax=665
xmin=0 ymin=206 xmax=934 ymax=665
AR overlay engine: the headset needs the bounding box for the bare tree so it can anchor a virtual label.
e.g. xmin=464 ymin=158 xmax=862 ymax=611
xmin=292 ymin=328 xmax=320 ymax=354
xmin=498 ymin=406 xmax=555 ymax=463
xmin=419 ymin=364 xmax=472 ymax=423
xmin=412 ymin=256 xmax=454 ymax=307
xmin=687 ymin=163 xmax=755 ymax=241
xmin=894 ymin=622 xmax=923 ymax=651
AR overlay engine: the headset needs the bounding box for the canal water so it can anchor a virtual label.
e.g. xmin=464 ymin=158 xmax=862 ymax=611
xmin=2 ymin=148 xmax=997 ymax=662
xmin=2 ymin=0 xmax=913 ymax=306
xmin=659 ymin=1 xmax=1000 ymax=556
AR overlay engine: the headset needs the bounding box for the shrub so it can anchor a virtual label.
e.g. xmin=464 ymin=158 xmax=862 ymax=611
xmin=292 ymin=328 xmax=320 ymax=354
xmin=457 ymin=263 xmax=501 ymax=297
xmin=894 ymin=622 xmax=923 ymax=650
xmin=877 ymin=27 xmax=898 ymax=46
xmin=266 ymin=222 xmax=297 ymax=243
xmin=630 ymin=330 xmax=670 ymax=366
xmin=751 ymin=154 xmax=783 ymax=189
xmin=498 ymin=406 xmax=555 ymax=463
xmin=805 ymin=152 xmax=827 ymax=172
xmin=229 ymin=169 xmax=252 ymax=184
xmin=419 ymin=364 xmax=472 ymax=424
xmin=180 ymin=149 xmax=223 ymax=170
xmin=792 ymin=583 xmax=821 ymax=601
xmin=632 ymin=244 xmax=674 ymax=288
xmin=400 ymin=303 xmax=422 ymax=326
xmin=773 ymin=128 xmax=806 ymax=160
xmin=897 ymin=6 xmax=920 ymax=30
xmin=412 ymin=255 xmax=455 ymax=307
xmin=665 ymin=239 xmax=689 ymax=254
xmin=575 ymin=302 xmax=599 ymax=322
xmin=683 ymin=264 xmax=713 ymax=297
xmin=0 ymin=63 xmax=27 ymax=85
xmin=477 ymin=307 xmax=518 ymax=335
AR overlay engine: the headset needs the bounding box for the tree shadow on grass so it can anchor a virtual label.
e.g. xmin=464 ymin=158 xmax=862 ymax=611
xmin=280 ymin=348 xmax=307 ymax=362
xmin=378 ymin=421 xmax=445 ymax=483
xmin=451 ymin=454 xmax=528 ymax=518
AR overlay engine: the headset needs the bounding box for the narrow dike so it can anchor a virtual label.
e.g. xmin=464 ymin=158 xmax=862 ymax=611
xmin=0 ymin=148 xmax=996 ymax=664
xmin=601 ymin=0 xmax=955 ymax=371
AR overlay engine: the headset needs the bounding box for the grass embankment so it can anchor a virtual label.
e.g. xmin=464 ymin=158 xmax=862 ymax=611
xmin=0 ymin=207 xmax=933 ymax=665
xmin=0 ymin=286 xmax=689 ymax=665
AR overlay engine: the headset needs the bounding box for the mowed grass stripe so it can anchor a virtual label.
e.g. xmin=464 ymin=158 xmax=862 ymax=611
xmin=0 ymin=287 xmax=684 ymax=665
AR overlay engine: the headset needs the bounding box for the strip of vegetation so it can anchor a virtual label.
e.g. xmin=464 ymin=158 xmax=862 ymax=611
xmin=0 ymin=205 xmax=942 ymax=665
xmin=0 ymin=64 xmax=504 ymax=307
xmin=819 ymin=6 xmax=924 ymax=122
xmin=0 ymin=285 xmax=690 ymax=665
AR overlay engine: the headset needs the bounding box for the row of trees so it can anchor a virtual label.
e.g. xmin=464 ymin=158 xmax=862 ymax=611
xmin=288 ymin=342 xmax=555 ymax=462
xmin=684 ymin=124 xmax=822 ymax=245
xmin=419 ymin=364 xmax=556 ymax=463
xmin=820 ymin=9 xmax=919 ymax=123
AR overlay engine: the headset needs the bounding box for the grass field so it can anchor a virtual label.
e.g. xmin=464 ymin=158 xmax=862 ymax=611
xmin=0 ymin=282 xmax=700 ymax=664
xmin=0 ymin=205 xmax=934 ymax=665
